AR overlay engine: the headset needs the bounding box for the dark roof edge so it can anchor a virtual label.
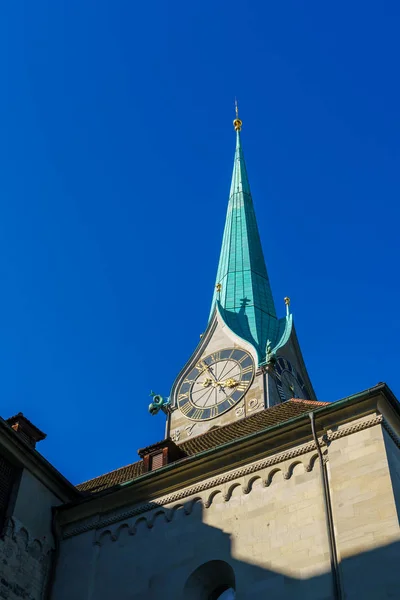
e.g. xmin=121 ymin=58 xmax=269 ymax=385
xmin=0 ymin=417 xmax=81 ymax=502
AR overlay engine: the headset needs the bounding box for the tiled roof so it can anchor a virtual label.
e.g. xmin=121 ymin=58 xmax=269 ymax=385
xmin=77 ymin=460 xmax=144 ymax=493
xmin=179 ymin=399 xmax=327 ymax=455
xmin=76 ymin=399 xmax=328 ymax=494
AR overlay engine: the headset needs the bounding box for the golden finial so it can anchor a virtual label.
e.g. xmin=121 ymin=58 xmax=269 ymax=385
xmin=233 ymin=98 xmax=242 ymax=131
xmin=216 ymin=283 xmax=222 ymax=293
xmin=284 ymin=297 xmax=290 ymax=317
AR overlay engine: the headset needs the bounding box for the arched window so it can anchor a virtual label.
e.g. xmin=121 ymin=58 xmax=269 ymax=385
xmin=213 ymin=587 xmax=235 ymax=600
xmin=183 ymin=560 xmax=235 ymax=600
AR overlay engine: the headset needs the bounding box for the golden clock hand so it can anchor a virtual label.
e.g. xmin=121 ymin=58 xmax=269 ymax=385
xmin=223 ymin=378 xmax=239 ymax=388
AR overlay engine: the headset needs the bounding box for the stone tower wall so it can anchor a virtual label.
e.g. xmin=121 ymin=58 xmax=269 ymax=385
xmin=0 ymin=469 xmax=61 ymax=600
xmin=52 ymin=417 xmax=400 ymax=599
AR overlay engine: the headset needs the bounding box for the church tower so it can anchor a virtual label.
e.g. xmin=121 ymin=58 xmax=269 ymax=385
xmin=168 ymin=110 xmax=315 ymax=443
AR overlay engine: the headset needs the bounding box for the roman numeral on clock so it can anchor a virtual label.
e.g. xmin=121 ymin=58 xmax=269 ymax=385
xmin=180 ymin=402 xmax=192 ymax=416
xmin=196 ymin=360 xmax=208 ymax=373
xmin=209 ymin=406 xmax=218 ymax=418
xmin=192 ymin=408 xmax=203 ymax=420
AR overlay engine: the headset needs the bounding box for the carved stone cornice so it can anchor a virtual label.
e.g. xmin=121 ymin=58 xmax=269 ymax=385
xmin=326 ymin=414 xmax=383 ymax=441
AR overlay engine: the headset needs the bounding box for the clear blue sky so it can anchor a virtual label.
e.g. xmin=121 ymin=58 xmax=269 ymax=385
xmin=1 ymin=2 xmax=399 ymax=484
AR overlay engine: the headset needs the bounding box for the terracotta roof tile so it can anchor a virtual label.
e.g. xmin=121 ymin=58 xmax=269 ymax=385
xmin=76 ymin=399 xmax=328 ymax=494
xmin=179 ymin=399 xmax=327 ymax=455
xmin=77 ymin=460 xmax=143 ymax=493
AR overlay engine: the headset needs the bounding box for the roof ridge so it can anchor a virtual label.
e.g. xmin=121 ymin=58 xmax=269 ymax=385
xmin=288 ymin=398 xmax=329 ymax=406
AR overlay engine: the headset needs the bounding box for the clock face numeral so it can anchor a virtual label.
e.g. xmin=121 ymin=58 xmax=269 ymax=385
xmin=209 ymin=406 xmax=218 ymax=418
xmin=196 ymin=360 xmax=208 ymax=373
xmin=274 ymin=357 xmax=311 ymax=402
xmin=180 ymin=402 xmax=192 ymax=415
xmin=176 ymin=348 xmax=255 ymax=421
xmin=236 ymin=383 xmax=247 ymax=392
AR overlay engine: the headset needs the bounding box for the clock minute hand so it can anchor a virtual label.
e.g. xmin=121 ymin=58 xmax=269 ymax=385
xmin=206 ymin=365 xmax=218 ymax=383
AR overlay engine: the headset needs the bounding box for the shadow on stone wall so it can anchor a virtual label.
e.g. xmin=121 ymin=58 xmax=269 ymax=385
xmin=83 ymin=498 xmax=400 ymax=600
xmin=383 ymin=430 xmax=400 ymax=527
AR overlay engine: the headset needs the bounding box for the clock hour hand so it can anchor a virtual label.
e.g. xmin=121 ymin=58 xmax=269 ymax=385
xmin=223 ymin=378 xmax=239 ymax=388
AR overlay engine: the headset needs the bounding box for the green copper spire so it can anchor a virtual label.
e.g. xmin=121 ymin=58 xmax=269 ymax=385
xmin=210 ymin=110 xmax=291 ymax=364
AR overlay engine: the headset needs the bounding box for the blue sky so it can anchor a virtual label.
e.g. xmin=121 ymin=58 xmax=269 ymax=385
xmin=1 ymin=1 xmax=399 ymax=484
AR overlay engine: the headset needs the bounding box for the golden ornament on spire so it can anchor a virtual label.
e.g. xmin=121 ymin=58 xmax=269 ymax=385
xmin=284 ymin=297 xmax=291 ymax=317
xmin=233 ymin=98 xmax=242 ymax=131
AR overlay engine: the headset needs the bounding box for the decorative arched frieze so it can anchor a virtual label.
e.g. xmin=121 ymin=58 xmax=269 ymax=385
xmin=132 ymin=516 xmax=150 ymax=535
xmin=64 ymin=412 xmax=385 ymax=540
xmin=89 ymin=452 xmax=323 ymax=545
xmin=169 ymin=504 xmax=187 ymax=521
xmin=224 ymin=483 xmax=241 ymax=501
xmin=149 ymin=510 xmax=168 ymax=528
xmin=184 ymin=497 xmax=203 ymax=515
xmin=204 ymin=490 xmax=223 ymax=509
xmin=15 ymin=527 xmax=29 ymax=549
xmin=242 ymin=475 xmax=263 ymax=494
xmin=4 ymin=516 xmax=15 ymax=538
xmin=29 ymin=539 xmax=43 ymax=559
xmin=284 ymin=460 xmax=304 ymax=480
xmin=115 ymin=523 xmax=130 ymax=540
xmin=306 ymin=453 xmax=318 ymax=472
xmin=97 ymin=529 xmax=114 ymax=546
xmin=265 ymin=468 xmax=283 ymax=487
xmin=3 ymin=517 xmax=53 ymax=555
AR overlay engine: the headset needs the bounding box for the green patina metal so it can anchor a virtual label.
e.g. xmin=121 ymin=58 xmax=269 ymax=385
xmin=209 ymin=127 xmax=291 ymax=364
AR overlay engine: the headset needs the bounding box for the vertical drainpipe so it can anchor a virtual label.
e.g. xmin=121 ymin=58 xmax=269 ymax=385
xmin=309 ymin=412 xmax=342 ymax=600
xmin=165 ymin=409 xmax=171 ymax=439
xmin=262 ymin=368 xmax=269 ymax=409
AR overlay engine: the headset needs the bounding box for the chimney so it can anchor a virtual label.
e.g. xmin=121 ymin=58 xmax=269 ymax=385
xmin=6 ymin=413 xmax=46 ymax=449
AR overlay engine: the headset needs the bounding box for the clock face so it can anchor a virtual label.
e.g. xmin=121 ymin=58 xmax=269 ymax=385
xmin=275 ymin=357 xmax=310 ymax=402
xmin=176 ymin=348 xmax=255 ymax=421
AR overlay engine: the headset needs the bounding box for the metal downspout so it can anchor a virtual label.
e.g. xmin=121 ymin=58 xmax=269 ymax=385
xmin=165 ymin=407 xmax=172 ymax=439
xmin=262 ymin=368 xmax=269 ymax=409
xmin=309 ymin=412 xmax=342 ymax=600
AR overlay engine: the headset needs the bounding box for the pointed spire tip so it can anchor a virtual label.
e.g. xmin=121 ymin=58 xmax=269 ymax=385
xmin=233 ymin=98 xmax=242 ymax=131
